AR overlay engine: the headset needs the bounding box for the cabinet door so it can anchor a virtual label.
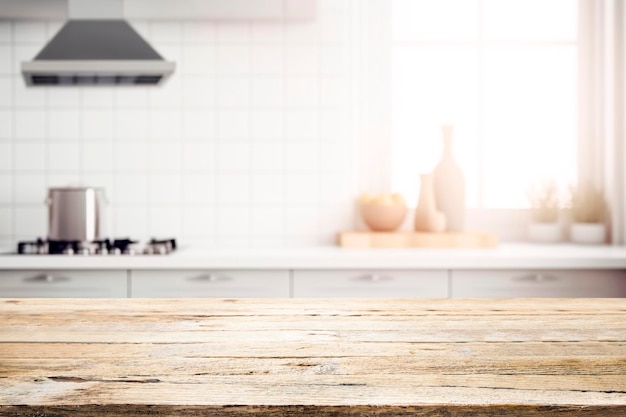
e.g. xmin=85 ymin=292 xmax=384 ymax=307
xmin=451 ymin=269 xmax=626 ymax=298
xmin=130 ymin=270 xmax=289 ymax=297
xmin=293 ymin=270 xmax=448 ymax=298
xmin=0 ymin=270 xmax=127 ymax=298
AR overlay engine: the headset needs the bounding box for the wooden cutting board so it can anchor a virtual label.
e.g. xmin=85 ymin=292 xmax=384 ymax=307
xmin=338 ymin=230 xmax=498 ymax=248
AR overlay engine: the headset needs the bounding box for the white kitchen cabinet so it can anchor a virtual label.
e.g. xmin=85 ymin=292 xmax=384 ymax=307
xmin=451 ymin=269 xmax=626 ymax=298
xmin=130 ymin=270 xmax=290 ymax=298
xmin=0 ymin=270 xmax=128 ymax=298
xmin=292 ymin=269 xmax=448 ymax=298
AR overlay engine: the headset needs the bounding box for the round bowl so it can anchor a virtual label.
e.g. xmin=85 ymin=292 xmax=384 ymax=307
xmin=360 ymin=204 xmax=407 ymax=232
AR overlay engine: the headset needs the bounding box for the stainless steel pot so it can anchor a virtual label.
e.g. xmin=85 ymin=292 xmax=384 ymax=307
xmin=46 ymin=187 xmax=107 ymax=241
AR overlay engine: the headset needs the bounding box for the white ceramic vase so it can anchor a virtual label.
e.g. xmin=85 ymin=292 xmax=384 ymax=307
xmin=528 ymin=223 xmax=562 ymax=243
xmin=570 ymin=223 xmax=606 ymax=245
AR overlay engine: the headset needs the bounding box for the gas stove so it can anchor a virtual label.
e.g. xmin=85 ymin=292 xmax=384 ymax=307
xmin=17 ymin=238 xmax=177 ymax=256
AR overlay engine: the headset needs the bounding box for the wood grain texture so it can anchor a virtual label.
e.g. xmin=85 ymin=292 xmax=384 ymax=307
xmin=0 ymin=298 xmax=625 ymax=416
xmin=337 ymin=231 xmax=498 ymax=247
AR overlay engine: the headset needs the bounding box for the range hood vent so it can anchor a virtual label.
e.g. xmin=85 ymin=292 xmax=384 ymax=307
xmin=22 ymin=20 xmax=175 ymax=86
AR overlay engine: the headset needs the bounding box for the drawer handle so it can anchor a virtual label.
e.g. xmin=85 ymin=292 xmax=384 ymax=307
xmin=514 ymin=273 xmax=559 ymax=283
xmin=189 ymin=273 xmax=232 ymax=283
xmin=23 ymin=274 xmax=70 ymax=284
xmin=353 ymin=274 xmax=393 ymax=282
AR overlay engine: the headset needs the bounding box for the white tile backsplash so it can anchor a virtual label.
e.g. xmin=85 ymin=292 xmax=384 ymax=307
xmin=1 ymin=8 xmax=356 ymax=247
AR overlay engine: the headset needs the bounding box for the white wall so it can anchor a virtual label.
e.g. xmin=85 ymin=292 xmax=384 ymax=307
xmin=0 ymin=0 xmax=357 ymax=249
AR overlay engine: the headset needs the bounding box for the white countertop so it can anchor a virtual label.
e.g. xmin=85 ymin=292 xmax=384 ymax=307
xmin=0 ymin=244 xmax=625 ymax=270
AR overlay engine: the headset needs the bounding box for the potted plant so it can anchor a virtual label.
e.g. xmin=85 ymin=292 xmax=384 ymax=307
xmin=526 ymin=181 xmax=562 ymax=243
xmin=569 ymin=185 xmax=607 ymax=244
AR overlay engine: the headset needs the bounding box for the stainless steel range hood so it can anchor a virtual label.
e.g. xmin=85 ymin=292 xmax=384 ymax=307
xmin=21 ymin=20 xmax=175 ymax=86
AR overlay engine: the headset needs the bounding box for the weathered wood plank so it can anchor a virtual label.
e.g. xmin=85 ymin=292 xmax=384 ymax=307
xmin=1 ymin=298 xmax=625 ymax=416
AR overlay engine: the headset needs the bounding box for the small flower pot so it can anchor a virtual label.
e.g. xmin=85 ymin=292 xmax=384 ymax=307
xmin=528 ymin=223 xmax=562 ymax=243
xmin=570 ymin=223 xmax=606 ymax=245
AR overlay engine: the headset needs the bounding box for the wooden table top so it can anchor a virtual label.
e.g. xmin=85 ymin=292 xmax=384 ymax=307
xmin=1 ymin=298 xmax=625 ymax=416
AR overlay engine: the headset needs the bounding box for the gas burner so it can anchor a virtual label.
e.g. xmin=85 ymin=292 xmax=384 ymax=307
xmin=16 ymin=238 xmax=177 ymax=256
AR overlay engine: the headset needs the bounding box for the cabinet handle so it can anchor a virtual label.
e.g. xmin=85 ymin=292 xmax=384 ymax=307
xmin=513 ymin=273 xmax=559 ymax=283
xmin=23 ymin=274 xmax=70 ymax=284
xmin=189 ymin=273 xmax=232 ymax=283
xmin=353 ymin=274 xmax=393 ymax=282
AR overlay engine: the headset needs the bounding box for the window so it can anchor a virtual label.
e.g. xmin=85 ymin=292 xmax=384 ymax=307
xmin=391 ymin=0 xmax=579 ymax=208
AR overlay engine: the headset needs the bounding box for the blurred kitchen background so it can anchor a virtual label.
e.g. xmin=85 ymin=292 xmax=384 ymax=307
xmin=0 ymin=0 xmax=624 ymax=248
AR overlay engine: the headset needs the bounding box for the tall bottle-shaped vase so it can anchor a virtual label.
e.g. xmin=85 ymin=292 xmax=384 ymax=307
xmin=433 ymin=125 xmax=465 ymax=232
xmin=414 ymin=173 xmax=446 ymax=233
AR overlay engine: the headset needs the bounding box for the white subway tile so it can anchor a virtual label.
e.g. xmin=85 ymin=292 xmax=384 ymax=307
xmin=15 ymin=143 xmax=45 ymax=171
xmin=149 ymin=74 xmax=181 ymax=108
xmin=114 ymin=87 xmax=148 ymax=108
xmin=113 ymin=206 xmax=148 ymax=238
xmin=15 ymin=110 xmax=45 ymax=140
xmin=251 ymin=77 xmax=284 ymax=108
xmin=149 ymin=142 xmax=181 ymax=172
xmin=182 ymin=76 xmax=215 ymax=108
xmin=183 ymin=22 xmax=216 ymax=43
xmin=285 ymin=207 xmax=319 ymax=235
xmin=83 ymin=143 xmax=114 ymax=171
xmin=217 ymin=77 xmax=250 ymax=108
xmin=217 ymin=173 xmax=250 ymax=204
xmin=82 ymin=109 xmax=113 ymax=141
xmin=319 ymin=173 xmax=353 ymax=204
xmin=285 ymin=77 xmax=319 ymax=108
xmin=320 ymin=77 xmax=350 ymax=108
xmin=319 ymin=140 xmax=353 ymax=172
xmin=182 ymin=109 xmax=215 ymax=141
xmin=251 ymin=206 xmax=285 ymax=236
xmin=0 ymin=143 xmax=12 ymax=171
xmin=182 ymin=142 xmax=215 ymax=171
xmin=49 ymin=110 xmax=80 ymax=141
xmin=114 ymin=142 xmax=148 ymax=172
xmin=0 ymin=206 xmax=12 ymax=236
xmin=286 ymin=143 xmax=319 ymax=172
xmin=217 ymin=23 xmax=250 ymax=43
xmin=320 ymin=11 xmax=350 ymax=43
xmin=321 ymin=45 xmax=349 ymax=75
xmin=251 ymin=174 xmax=284 ymax=204
xmin=0 ymin=77 xmax=12 ymax=106
xmin=251 ymin=46 xmax=284 ymax=75
xmin=0 ymin=46 xmax=11 ymax=75
xmin=286 ymin=173 xmax=320 ymax=204
xmin=251 ymin=110 xmax=283 ymax=143
xmin=114 ymin=109 xmax=148 ymax=140
xmin=217 ymin=143 xmax=250 ymax=172
xmin=285 ymin=45 xmax=320 ymax=75
xmin=150 ymin=21 xmax=182 ymax=43
xmin=81 ymin=173 xmax=113 ymax=192
xmin=48 ymin=173 xmax=80 ymax=187
xmin=148 ymin=173 xmax=181 ymax=204
xmin=216 ymin=205 xmax=249 ymax=236
xmin=218 ymin=110 xmax=249 ymax=141
xmin=182 ymin=173 xmax=215 ymax=204
xmin=182 ymin=206 xmax=215 ymax=237
xmin=114 ymin=173 xmax=148 ymax=204
xmin=148 ymin=109 xmax=181 ymax=141
xmin=81 ymin=88 xmax=114 ymax=108
xmin=47 ymin=88 xmax=80 ymax=108
xmin=320 ymin=109 xmax=350 ymax=139
xmin=13 ymin=45 xmax=39 ymax=75
xmin=285 ymin=110 xmax=318 ymax=141
xmin=318 ymin=203 xmax=354 ymax=233
xmin=14 ymin=173 xmax=46 ymax=203
xmin=148 ymin=206 xmax=181 ymax=238
xmin=14 ymin=21 xmax=46 ymax=43
xmin=0 ymin=174 xmax=12 ymax=203
xmin=14 ymin=206 xmax=46 ymax=237
xmin=251 ymin=143 xmax=284 ymax=171
xmin=0 ymin=110 xmax=11 ymax=139
xmin=285 ymin=22 xmax=319 ymax=44
xmin=182 ymin=45 xmax=216 ymax=75
xmin=14 ymin=76 xmax=45 ymax=107
xmin=217 ymin=45 xmax=250 ymax=75
xmin=251 ymin=22 xmax=284 ymax=43
xmin=0 ymin=22 xmax=10 ymax=43
xmin=156 ymin=45 xmax=182 ymax=69
xmin=48 ymin=143 xmax=80 ymax=171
